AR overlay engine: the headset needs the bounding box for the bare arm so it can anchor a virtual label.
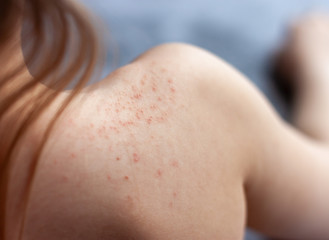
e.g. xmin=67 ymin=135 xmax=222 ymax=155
xmin=212 ymin=51 xmax=329 ymax=238
xmin=136 ymin=43 xmax=329 ymax=238
xmin=241 ymin=85 xmax=329 ymax=238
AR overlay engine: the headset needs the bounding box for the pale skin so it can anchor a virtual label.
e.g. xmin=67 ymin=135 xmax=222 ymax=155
xmin=4 ymin=15 xmax=329 ymax=240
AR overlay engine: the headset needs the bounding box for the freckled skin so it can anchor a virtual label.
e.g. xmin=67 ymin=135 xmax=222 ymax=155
xmin=85 ymin=61 xmax=177 ymax=137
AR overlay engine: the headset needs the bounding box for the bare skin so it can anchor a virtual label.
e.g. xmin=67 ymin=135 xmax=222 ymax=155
xmin=5 ymin=15 xmax=329 ymax=240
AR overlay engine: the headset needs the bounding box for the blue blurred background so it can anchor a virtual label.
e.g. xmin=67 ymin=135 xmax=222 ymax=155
xmin=80 ymin=0 xmax=329 ymax=239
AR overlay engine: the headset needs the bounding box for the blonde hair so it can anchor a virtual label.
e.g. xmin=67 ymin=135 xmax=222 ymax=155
xmin=0 ymin=0 xmax=101 ymax=238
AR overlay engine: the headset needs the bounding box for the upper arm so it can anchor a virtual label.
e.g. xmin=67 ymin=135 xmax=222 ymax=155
xmin=138 ymin=43 xmax=329 ymax=238
xmin=245 ymin=116 xmax=329 ymax=238
xmin=201 ymin=51 xmax=329 ymax=238
xmin=197 ymin=46 xmax=329 ymax=238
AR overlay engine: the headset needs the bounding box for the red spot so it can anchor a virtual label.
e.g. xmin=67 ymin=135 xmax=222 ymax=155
xmin=97 ymin=128 xmax=103 ymax=136
xmin=120 ymin=121 xmax=126 ymax=126
xmin=141 ymin=80 xmax=145 ymax=86
xmin=124 ymin=176 xmax=129 ymax=180
xmin=147 ymin=117 xmax=153 ymax=124
xmin=116 ymin=157 xmax=121 ymax=161
xmin=61 ymin=176 xmax=69 ymax=183
xmin=133 ymin=153 xmax=140 ymax=163
xmin=157 ymin=97 xmax=162 ymax=102
xmin=170 ymin=87 xmax=176 ymax=93
xmin=90 ymin=123 xmax=94 ymax=128
xmin=168 ymin=78 xmax=173 ymax=84
xmin=156 ymin=116 xmax=165 ymax=122
xmin=136 ymin=109 xmax=144 ymax=117
xmin=126 ymin=195 xmax=134 ymax=208
xmin=156 ymin=169 xmax=163 ymax=177
xmin=70 ymin=153 xmax=77 ymax=159
xmin=152 ymin=86 xmax=157 ymax=92
xmin=107 ymin=175 xmax=111 ymax=181
xmin=120 ymin=121 xmax=134 ymax=127
xmin=169 ymin=202 xmax=173 ymax=208
xmin=135 ymin=112 xmax=141 ymax=120
xmin=173 ymin=192 xmax=177 ymax=198
xmin=150 ymin=105 xmax=157 ymax=110
xmin=115 ymin=109 xmax=120 ymax=113
xmin=133 ymin=93 xmax=142 ymax=99
xmin=171 ymin=160 xmax=179 ymax=168
xmin=68 ymin=118 xmax=74 ymax=125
